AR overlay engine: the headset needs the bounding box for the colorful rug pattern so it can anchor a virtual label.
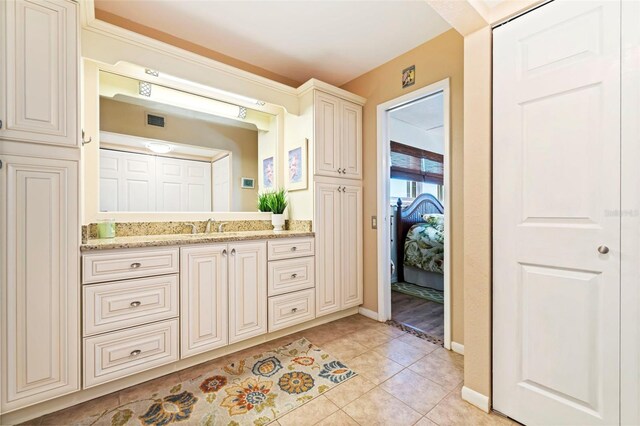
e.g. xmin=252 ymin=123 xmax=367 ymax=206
xmin=391 ymin=281 xmax=444 ymax=304
xmin=79 ymin=338 xmax=356 ymax=426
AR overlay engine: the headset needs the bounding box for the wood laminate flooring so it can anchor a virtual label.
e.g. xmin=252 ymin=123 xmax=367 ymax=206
xmin=391 ymin=290 xmax=444 ymax=338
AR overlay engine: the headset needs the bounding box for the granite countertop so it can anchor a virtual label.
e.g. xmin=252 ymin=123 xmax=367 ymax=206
xmin=81 ymin=230 xmax=315 ymax=251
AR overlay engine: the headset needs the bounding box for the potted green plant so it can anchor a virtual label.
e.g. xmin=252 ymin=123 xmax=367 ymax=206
xmin=257 ymin=192 xmax=271 ymax=213
xmin=268 ymin=188 xmax=288 ymax=232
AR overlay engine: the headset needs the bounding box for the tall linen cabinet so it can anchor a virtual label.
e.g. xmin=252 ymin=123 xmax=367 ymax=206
xmin=0 ymin=0 xmax=80 ymax=414
xmin=300 ymin=86 xmax=364 ymax=317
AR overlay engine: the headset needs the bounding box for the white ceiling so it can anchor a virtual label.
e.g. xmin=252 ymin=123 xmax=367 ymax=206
xmin=95 ymin=0 xmax=451 ymax=86
xmin=390 ymin=91 xmax=443 ymax=131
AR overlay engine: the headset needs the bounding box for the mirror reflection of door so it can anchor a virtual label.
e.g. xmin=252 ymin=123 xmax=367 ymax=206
xmin=212 ymin=155 xmax=231 ymax=212
xmin=97 ymin=70 xmax=276 ymax=213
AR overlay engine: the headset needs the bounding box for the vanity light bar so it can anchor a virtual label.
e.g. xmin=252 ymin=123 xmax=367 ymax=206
xmin=159 ymin=72 xmax=266 ymax=107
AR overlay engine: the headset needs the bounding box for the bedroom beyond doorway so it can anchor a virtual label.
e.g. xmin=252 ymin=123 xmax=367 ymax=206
xmin=376 ymin=79 xmax=451 ymax=347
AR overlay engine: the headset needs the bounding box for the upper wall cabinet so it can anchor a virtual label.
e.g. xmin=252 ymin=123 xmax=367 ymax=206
xmin=0 ymin=0 xmax=78 ymax=147
xmin=314 ymin=91 xmax=362 ymax=180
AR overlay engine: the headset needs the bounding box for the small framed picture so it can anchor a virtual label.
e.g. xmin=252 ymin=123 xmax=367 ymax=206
xmin=241 ymin=177 xmax=255 ymax=189
xmin=262 ymin=156 xmax=275 ymax=189
xmin=287 ymin=139 xmax=308 ymax=191
xmin=402 ymin=65 xmax=415 ymax=88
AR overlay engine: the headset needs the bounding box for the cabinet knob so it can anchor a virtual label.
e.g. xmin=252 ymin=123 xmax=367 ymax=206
xmin=130 ymin=301 xmax=141 ymax=307
xmin=291 ymin=273 xmax=298 ymax=278
xmin=130 ymin=349 xmax=142 ymax=357
xmin=130 ymin=262 xmax=142 ymax=269
xmin=291 ymin=246 xmax=297 ymax=251
xmin=337 ymin=187 xmax=342 ymax=192
xmin=222 ymin=249 xmax=227 ymax=256
xmin=231 ymin=248 xmax=236 ymax=255
xmin=291 ymin=307 xmax=298 ymax=313
xmin=598 ymin=245 xmax=610 ymax=254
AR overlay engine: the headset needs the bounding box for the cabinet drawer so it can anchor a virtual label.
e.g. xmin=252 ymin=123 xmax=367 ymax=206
xmin=268 ymin=289 xmax=315 ymax=332
xmin=268 ymin=257 xmax=315 ymax=296
xmin=82 ymin=247 xmax=179 ymax=284
xmin=83 ymin=275 xmax=179 ymax=336
xmin=267 ymin=238 xmax=314 ymax=260
xmin=83 ymin=320 xmax=179 ymax=388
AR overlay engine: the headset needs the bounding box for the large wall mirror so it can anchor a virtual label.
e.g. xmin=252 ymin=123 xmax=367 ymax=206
xmin=98 ymin=71 xmax=277 ymax=213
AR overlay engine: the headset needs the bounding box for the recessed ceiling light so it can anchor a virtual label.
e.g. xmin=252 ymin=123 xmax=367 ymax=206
xmin=146 ymin=142 xmax=172 ymax=154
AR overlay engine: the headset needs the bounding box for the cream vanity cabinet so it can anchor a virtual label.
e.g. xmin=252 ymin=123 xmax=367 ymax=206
xmin=314 ymin=179 xmax=363 ymax=316
xmin=180 ymin=245 xmax=228 ymax=358
xmin=81 ymin=247 xmax=180 ymax=388
xmin=314 ymin=91 xmax=362 ymax=180
xmin=0 ymin=0 xmax=81 ymax=414
xmin=267 ymin=238 xmax=316 ymax=331
xmin=181 ymin=241 xmax=268 ymax=358
xmin=0 ymin=155 xmax=80 ymax=411
xmin=0 ymin=0 xmax=78 ymax=147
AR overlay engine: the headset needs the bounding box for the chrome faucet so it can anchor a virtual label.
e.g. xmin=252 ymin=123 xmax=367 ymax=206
xmin=186 ymin=223 xmax=198 ymax=234
xmin=205 ymin=218 xmax=215 ymax=233
xmin=217 ymin=222 xmax=228 ymax=233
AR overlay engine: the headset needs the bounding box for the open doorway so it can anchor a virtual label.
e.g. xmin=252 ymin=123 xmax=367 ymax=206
xmin=376 ymin=79 xmax=450 ymax=348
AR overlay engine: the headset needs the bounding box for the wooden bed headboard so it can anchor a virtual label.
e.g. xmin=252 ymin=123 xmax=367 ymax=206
xmin=395 ymin=193 xmax=444 ymax=282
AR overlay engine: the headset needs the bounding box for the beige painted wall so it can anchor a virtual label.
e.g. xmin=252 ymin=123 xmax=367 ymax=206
xmin=100 ymin=98 xmax=259 ymax=211
xmin=341 ymin=29 xmax=465 ymax=344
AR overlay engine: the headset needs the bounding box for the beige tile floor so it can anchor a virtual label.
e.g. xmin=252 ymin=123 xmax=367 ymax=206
xmin=25 ymin=314 xmax=516 ymax=426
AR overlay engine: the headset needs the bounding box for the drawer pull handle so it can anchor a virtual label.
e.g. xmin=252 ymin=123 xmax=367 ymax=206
xmin=291 ymin=307 xmax=298 ymax=313
xmin=130 ymin=349 xmax=142 ymax=357
xmin=130 ymin=301 xmax=142 ymax=307
xmin=291 ymin=246 xmax=297 ymax=251
xmin=291 ymin=273 xmax=298 ymax=278
xmin=130 ymin=262 xmax=142 ymax=269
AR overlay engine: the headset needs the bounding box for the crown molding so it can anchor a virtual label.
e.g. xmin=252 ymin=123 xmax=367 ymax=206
xmin=78 ymin=0 xmax=366 ymax=113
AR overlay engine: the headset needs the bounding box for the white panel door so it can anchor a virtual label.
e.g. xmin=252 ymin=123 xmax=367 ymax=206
xmin=314 ymin=92 xmax=341 ymax=178
xmin=180 ymin=245 xmax=228 ymax=358
xmin=1 ymin=155 xmax=79 ymax=412
xmin=341 ymin=183 xmax=363 ymax=308
xmin=621 ymin=1 xmax=640 ymax=424
xmin=156 ymin=156 xmax=211 ymax=212
xmin=212 ymin=155 xmax=230 ymax=212
xmin=493 ymin=2 xmax=621 ymax=425
xmin=314 ymin=182 xmax=342 ymax=316
xmin=340 ymin=101 xmax=362 ymax=180
xmin=99 ymin=149 xmax=155 ymax=212
xmin=0 ymin=0 xmax=78 ymax=147
xmin=228 ymin=241 xmax=267 ymax=343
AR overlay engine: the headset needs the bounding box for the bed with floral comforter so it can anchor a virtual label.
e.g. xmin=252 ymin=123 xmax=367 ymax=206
xmin=403 ymin=213 xmax=444 ymax=274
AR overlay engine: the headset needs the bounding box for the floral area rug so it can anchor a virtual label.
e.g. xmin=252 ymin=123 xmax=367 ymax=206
xmin=85 ymin=338 xmax=356 ymax=426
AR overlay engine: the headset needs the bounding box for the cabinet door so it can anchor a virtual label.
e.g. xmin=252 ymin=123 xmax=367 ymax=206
xmin=180 ymin=245 xmax=228 ymax=358
xmin=314 ymin=182 xmax=342 ymax=316
xmin=340 ymin=101 xmax=363 ymax=179
xmin=228 ymin=241 xmax=267 ymax=343
xmin=1 ymin=155 xmax=79 ymax=412
xmin=314 ymin=92 xmax=342 ymax=178
xmin=341 ymin=184 xmax=363 ymax=308
xmin=0 ymin=0 xmax=78 ymax=146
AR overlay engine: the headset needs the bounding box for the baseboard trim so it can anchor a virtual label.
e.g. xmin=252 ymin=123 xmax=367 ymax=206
xmin=358 ymin=306 xmax=379 ymax=321
xmin=451 ymin=341 xmax=464 ymax=355
xmin=462 ymin=386 xmax=490 ymax=413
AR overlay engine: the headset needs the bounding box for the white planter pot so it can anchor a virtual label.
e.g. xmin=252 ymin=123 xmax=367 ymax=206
xmin=271 ymin=214 xmax=285 ymax=232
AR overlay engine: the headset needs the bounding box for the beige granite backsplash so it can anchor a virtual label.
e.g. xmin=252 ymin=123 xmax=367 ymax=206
xmin=82 ymin=220 xmax=312 ymax=242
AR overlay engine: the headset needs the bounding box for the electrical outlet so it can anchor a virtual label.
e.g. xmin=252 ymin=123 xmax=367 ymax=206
xmin=371 ymin=216 xmax=377 ymax=229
